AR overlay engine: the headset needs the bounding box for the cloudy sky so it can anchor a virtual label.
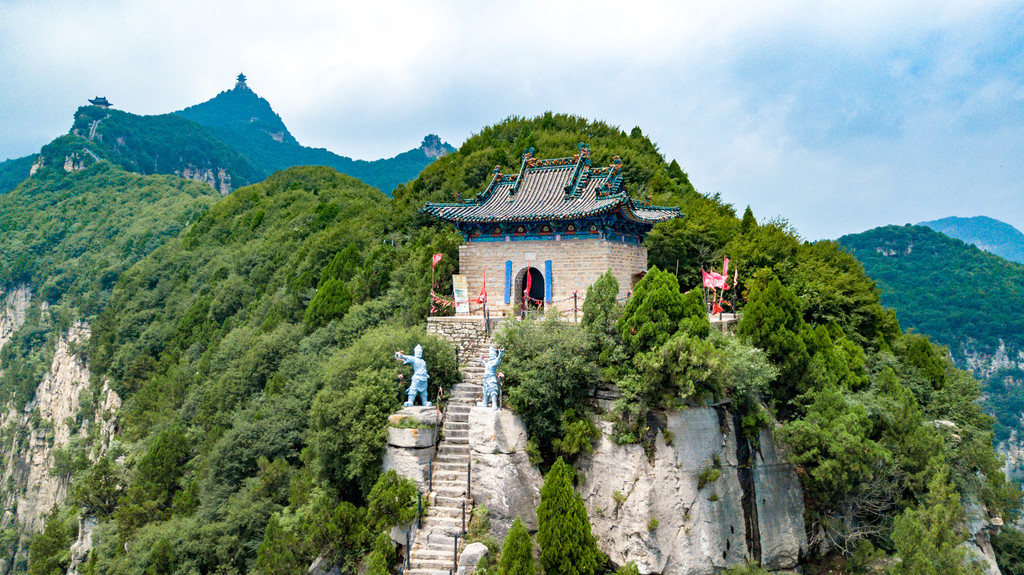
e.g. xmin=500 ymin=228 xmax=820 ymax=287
xmin=1 ymin=0 xmax=1021 ymax=239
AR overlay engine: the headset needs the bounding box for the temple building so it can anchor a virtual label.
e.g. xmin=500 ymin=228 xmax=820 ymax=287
xmin=88 ymin=97 xmax=111 ymax=109
xmin=235 ymin=73 xmax=249 ymax=90
xmin=421 ymin=144 xmax=681 ymax=315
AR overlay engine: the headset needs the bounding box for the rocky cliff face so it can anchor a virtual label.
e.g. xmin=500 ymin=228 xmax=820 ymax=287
xmin=577 ymin=408 xmax=806 ymax=574
xmin=0 ymin=286 xmax=31 ymax=352
xmin=0 ymin=289 xmax=122 ymax=570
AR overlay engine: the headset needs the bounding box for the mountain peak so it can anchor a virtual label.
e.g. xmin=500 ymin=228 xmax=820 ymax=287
xmin=176 ymin=79 xmax=296 ymax=145
xmin=420 ymin=134 xmax=454 ymax=160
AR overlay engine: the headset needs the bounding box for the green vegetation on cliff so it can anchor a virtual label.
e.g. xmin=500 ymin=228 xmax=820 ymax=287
xmin=5 ymin=113 xmax=1016 ymax=574
xmin=0 ymin=163 xmax=219 ymax=409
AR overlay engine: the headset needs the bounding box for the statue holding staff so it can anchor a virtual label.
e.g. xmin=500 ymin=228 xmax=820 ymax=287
xmin=478 ymin=346 xmax=504 ymax=410
xmin=395 ymin=344 xmax=431 ymax=407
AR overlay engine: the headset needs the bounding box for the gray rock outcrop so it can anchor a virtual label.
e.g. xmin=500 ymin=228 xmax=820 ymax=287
xmin=577 ymin=407 xmax=806 ymax=575
xmin=457 ymin=541 xmax=490 ymax=575
xmin=467 ymin=407 xmax=543 ymax=539
xmin=382 ymin=406 xmax=439 ymax=489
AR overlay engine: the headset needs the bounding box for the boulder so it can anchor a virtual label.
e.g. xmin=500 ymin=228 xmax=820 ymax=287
xmin=468 ymin=408 xmax=543 ymax=538
xmin=457 ymin=542 xmax=490 ymax=575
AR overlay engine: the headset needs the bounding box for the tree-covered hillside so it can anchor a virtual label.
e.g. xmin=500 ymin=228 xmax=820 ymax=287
xmin=838 ymin=224 xmax=1024 ymax=367
xmin=0 ymin=162 xmax=220 ymax=412
xmin=175 ymin=84 xmax=455 ymax=194
xmin=65 ymin=105 xmax=263 ymax=192
xmin=921 ymin=216 xmax=1024 ymax=265
xmin=7 ymin=114 xmax=1018 ymax=575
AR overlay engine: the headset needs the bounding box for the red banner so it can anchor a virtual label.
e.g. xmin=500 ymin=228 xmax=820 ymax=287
xmin=432 ymin=253 xmax=443 ymax=270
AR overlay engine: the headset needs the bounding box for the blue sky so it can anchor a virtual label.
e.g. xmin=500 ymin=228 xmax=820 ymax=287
xmin=1 ymin=0 xmax=1021 ymax=239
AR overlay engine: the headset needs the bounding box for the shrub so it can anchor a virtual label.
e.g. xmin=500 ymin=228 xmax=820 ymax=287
xmin=499 ymin=516 xmax=535 ymax=575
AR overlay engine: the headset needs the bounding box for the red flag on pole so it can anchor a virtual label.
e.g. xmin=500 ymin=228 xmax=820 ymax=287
xmin=722 ymin=257 xmax=729 ymax=278
xmin=475 ymin=272 xmax=487 ymax=304
xmin=432 ymin=253 xmax=443 ymax=270
xmin=524 ymin=270 xmax=532 ymax=302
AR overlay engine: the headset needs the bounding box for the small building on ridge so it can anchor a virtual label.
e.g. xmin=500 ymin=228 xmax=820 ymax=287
xmin=421 ymin=144 xmax=681 ymax=315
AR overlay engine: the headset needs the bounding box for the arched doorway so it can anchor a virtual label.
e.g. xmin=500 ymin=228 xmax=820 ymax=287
xmin=515 ymin=267 xmax=545 ymax=310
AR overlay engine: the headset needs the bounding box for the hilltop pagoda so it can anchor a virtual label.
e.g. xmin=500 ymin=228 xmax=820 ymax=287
xmin=235 ymin=73 xmax=249 ymax=90
xmin=421 ymin=144 xmax=681 ymax=314
xmin=88 ymin=97 xmax=111 ymax=109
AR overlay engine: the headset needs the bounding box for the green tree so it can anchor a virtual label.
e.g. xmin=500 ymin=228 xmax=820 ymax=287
xmin=304 ymin=278 xmax=353 ymax=330
xmin=499 ymin=315 xmax=599 ymax=456
xmin=889 ymin=467 xmax=984 ymax=575
xmin=70 ymin=456 xmax=122 ymax=518
xmin=536 ymin=457 xmax=598 ymax=575
xmin=737 ymin=272 xmax=809 ymax=407
xmin=499 ymin=516 xmax=535 ymax=575
xmin=364 ymin=531 xmax=396 ymax=575
xmin=28 ymin=509 xmax=73 ymax=575
xmin=617 ymin=266 xmax=686 ymax=354
xmin=581 ymin=269 xmax=619 ymax=336
xmin=740 ymin=206 xmax=757 ymax=234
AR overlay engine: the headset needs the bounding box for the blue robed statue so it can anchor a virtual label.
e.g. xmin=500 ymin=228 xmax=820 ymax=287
xmin=478 ymin=346 xmax=504 ymax=410
xmin=395 ymin=345 xmax=431 ymax=407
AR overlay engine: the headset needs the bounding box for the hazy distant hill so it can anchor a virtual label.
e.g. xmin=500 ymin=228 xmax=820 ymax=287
xmin=920 ymin=215 xmax=1024 ymax=265
xmin=838 ymin=224 xmax=1024 ymax=373
xmin=0 ymin=155 xmax=36 ymax=194
xmin=175 ymin=81 xmax=454 ymax=194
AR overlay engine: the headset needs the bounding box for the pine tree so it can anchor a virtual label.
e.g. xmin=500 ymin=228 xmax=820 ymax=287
xmin=499 ymin=516 xmax=535 ymax=575
xmin=740 ymin=205 xmax=757 ymax=234
xmin=537 ymin=457 xmax=598 ymax=575
xmin=581 ymin=269 xmax=619 ymax=334
xmin=254 ymin=514 xmax=303 ymax=575
xmin=616 ymin=266 xmax=686 ymax=354
xmin=737 ymin=273 xmax=809 ymax=405
xmin=364 ymin=531 xmax=396 ymax=575
xmin=890 ymin=466 xmax=985 ymax=575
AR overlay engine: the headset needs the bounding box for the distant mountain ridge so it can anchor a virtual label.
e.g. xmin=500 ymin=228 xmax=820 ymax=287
xmin=838 ymin=224 xmax=1024 ymax=374
xmin=920 ymin=215 xmax=1024 ymax=265
xmin=0 ymin=76 xmax=454 ymax=195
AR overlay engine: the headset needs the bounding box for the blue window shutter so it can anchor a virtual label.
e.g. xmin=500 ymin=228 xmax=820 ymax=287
xmin=504 ymin=261 xmax=512 ymax=304
xmin=545 ymin=260 xmax=553 ymax=303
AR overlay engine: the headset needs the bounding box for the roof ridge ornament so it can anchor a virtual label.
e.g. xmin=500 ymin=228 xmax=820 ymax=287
xmin=564 ymin=143 xmax=592 ymax=199
xmin=510 ymin=147 xmax=534 ymax=198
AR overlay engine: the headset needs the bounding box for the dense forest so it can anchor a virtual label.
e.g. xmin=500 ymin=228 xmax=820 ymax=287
xmin=2 ymin=114 xmax=1020 ymax=574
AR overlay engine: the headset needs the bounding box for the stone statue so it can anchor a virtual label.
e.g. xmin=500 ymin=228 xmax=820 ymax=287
xmin=478 ymin=346 xmax=504 ymax=410
xmin=395 ymin=344 xmax=431 ymax=407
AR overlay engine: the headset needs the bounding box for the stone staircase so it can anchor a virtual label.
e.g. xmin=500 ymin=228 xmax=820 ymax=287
xmin=405 ymin=338 xmax=494 ymax=575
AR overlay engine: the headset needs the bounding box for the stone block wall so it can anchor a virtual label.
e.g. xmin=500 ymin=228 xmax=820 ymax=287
xmin=458 ymin=238 xmax=646 ymax=315
xmin=427 ymin=316 xmax=493 ymax=354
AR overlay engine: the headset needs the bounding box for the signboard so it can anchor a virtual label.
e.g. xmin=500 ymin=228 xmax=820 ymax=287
xmin=452 ymin=274 xmax=469 ymax=314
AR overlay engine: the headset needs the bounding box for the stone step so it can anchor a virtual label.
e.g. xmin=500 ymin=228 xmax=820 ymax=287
xmin=433 ymin=495 xmax=472 ymax=507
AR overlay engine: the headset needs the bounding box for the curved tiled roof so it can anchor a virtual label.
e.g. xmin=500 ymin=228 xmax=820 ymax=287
xmin=421 ymin=148 xmax=681 ymax=225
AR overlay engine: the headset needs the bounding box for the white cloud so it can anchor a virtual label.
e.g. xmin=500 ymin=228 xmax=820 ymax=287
xmin=1 ymin=0 xmax=1021 ymax=237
